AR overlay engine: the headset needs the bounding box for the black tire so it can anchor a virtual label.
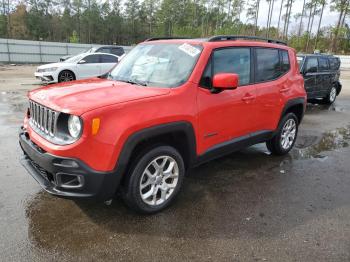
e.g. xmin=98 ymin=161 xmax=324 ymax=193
xmin=121 ymin=145 xmax=185 ymax=214
xmin=266 ymin=113 xmax=299 ymax=156
xmin=323 ymin=86 xmax=337 ymax=104
xmin=58 ymin=70 xmax=75 ymax=83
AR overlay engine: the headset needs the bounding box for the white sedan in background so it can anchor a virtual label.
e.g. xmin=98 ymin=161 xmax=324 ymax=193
xmin=35 ymin=52 xmax=120 ymax=83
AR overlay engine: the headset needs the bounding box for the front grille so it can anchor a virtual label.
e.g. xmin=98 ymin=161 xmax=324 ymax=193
xmin=29 ymin=100 xmax=57 ymax=137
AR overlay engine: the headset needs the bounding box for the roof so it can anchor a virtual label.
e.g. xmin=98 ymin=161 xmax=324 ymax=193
xmin=81 ymin=52 xmax=120 ymax=57
xmin=142 ymin=35 xmax=291 ymax=50
xmin=297 ymin=53 xmax=338 ymax=58
xmin=145 ymin=35 xmax=287 ymax=45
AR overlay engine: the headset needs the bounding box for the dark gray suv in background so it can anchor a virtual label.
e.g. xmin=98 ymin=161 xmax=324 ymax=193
xmin=60 ymin=45 xmax=125 ymax=61
xmin=297 ymin=54 xmax=341 ymax=104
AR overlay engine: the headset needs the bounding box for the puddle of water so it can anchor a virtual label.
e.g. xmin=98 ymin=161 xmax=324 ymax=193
xmin=293 ymin=125 xmax=350 ymax=159
xmin=306 ymin=101 xmax=347 ymax=113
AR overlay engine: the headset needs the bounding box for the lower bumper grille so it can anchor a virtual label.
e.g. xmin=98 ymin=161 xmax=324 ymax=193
xmin=28 ymin=158 xmax=55 ymax=183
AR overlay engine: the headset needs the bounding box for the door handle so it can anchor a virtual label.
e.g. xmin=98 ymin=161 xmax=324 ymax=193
xmin=242 ymin=94 xmax=255 ymax=102
xmin=280 ymin=87 xmax=290 ymax=93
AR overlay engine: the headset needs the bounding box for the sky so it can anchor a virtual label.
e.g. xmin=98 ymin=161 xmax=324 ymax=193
xmin=255 ymin=0 xmax=339 ymax=32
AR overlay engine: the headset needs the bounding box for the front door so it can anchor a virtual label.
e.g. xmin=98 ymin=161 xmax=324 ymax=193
xmin=197 ymin=47 xmax=257 ymax=153
xmin=76 ymin=54 xmax=101 ymax=79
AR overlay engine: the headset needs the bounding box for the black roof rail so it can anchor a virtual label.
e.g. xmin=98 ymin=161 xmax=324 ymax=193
xmin=207 ymin=35 xmax=287 ymax=45
xmin=145 ymin=37 xmax=191 ymax=42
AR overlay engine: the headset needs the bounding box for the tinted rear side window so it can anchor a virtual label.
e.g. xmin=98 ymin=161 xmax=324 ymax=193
xmin=305 ymin=57 xmax=318 ymax=73
xmin=255 ymin=48 xmax=280 ymax=82
xmin=318 ymin=57 xmax=329 ymax=71
xmin=101 ymin=55 xmax=118 ymax=63
xmin=329 ymin=57 xmax=340 ymax=70
xmin=111 ymin=48 xmax=125 ymax=56
xmin=83 ymin=54 xmax=99 ymax=63
xmin=212 ymin=48 xmax=251 ymax=85
xmin=281 ymin=50 xmax=290 ymax=73
xmin=98 ymin=47 xmax=111 ymax=53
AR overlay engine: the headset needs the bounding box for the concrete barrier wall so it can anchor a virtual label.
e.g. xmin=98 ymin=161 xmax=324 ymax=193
xmin=335 ymin=55 xmax=350 ymax=70
xmin=0 ymin=38 xmax=132 ymax=64
xmin=1 ymin=38 xmax=350 ymax=69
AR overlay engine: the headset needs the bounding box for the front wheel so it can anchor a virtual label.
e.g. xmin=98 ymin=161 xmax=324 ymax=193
xmin=323 ymin=86 xmax=337 ymax=104
xmin=266 ymin=113 xmax=298 ymax=155
xmin=58 ymin=70 xmax=75 ymax=83
xmin=121 ymin=146 xmax=185 ymax=214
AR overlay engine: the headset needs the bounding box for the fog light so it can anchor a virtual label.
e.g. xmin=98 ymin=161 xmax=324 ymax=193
xmin=56 ymin=173 xmax=84 ymax=189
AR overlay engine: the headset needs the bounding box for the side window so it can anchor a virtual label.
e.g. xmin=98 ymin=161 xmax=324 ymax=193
xmin=255 ymin=48 xmax=280 ymax=82
xmin=280 ymin=50 xmax=290 ymax=73
xmin=318 ymin=57 xmax=329 ymax=71
xmin=329 ymin=57 xmax=340 ymax=70
xmin=111 ymin=48 xmax=125 ymax=56
xmin=98 ymin=47 xmax=111 ymax=53
xmin=101 ymin=54 xmax=118 ymax=63
xmin=305 ymin=57 xmax=318 ymax=73
xmin=212 ymin=48 xmax=251 ymax=85
xmin=82 ymin=54 xmax=99 ymax=63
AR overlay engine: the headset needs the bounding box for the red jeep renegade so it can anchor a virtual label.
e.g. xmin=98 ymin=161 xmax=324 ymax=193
xmin=20 ymin=36 xmax=306 ymax=213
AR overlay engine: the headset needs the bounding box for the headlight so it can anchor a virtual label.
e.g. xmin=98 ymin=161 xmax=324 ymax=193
xmin=68 ymin=115 xmax=82 ymax=138
xmin=43 ymin=67 xmax=58 ymax=72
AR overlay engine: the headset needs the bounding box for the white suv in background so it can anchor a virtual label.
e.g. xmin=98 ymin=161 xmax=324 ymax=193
xmin=35 ymin=52 xmax=120 ymax=83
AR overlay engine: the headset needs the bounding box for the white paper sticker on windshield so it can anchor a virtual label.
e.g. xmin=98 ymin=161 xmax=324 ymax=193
xmin=178 ymin=43 xmax=201 ymax=57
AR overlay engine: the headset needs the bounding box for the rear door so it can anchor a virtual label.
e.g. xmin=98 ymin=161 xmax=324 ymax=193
xmin=329 ymin=57 xmax=341 ymax=83
xmin=317 ymin=57 xmax=331 ymax=97
xmin=303 ymin=57 xmax=318 ymax=98
xmin=254 ymin=48 xmax=291 ymax=131
xmin=100 ymin=54 xmax=119 ymax=74
xmin=197 ymin=47 xmax=257 ymax=151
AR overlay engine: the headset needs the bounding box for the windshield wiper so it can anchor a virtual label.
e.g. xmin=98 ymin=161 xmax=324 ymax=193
xmin=125 ymin=79 xmax=148 ymax=86
xmin=116 ymin=79 xmax=147 ymax=86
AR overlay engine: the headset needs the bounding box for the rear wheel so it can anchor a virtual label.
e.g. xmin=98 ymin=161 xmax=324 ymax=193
xmin=266 ymin=113 xmax=298 ymax=155
xmin=58 ymin=70 xmax=75 ymax=82
xmin=121 ymin=146 xmax=185 ymax=214
xmin=323 ymin=86 xmax=337 ymax=104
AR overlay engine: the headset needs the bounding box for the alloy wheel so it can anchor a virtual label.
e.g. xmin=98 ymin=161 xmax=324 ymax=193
xmin=139 ymin=155 xmax=179 ymax=206
xmin=330 ymin=87 xmax=337 ymax=103
xmin=59 ymin=71 xmax=74 ymax=82
xmin=280 ymin=118 xmax=297 ymax=150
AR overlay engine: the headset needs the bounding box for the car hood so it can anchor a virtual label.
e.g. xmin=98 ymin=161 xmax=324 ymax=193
xmin=60 ymin=55 xmax=72 ymax=59
xmin=37 ymin=62 xmax=74 ymax=70
xmin=28 ymin=78 xmax=171 ymax=115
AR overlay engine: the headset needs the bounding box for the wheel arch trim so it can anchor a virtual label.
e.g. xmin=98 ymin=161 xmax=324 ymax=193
xmin=114 ymin=121 xmax=197 ymax=178
xmin=280 ymin=97 xmax=306 ymax=124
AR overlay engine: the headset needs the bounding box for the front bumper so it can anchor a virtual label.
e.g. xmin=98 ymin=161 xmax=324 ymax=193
xmin=34 ymin=71 xmax=56 ymax=83
xmin=19 ymin=130 xmax=121 ymax=201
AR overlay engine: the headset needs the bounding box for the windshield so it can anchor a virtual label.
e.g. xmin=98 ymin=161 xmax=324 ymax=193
xmin=86 ymin=47 xmax=97 ymax=53
xmin=109 ymin=43 xmax=203 ymax=87
xmin=64 ymin=54 xmax=85 ymax=63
